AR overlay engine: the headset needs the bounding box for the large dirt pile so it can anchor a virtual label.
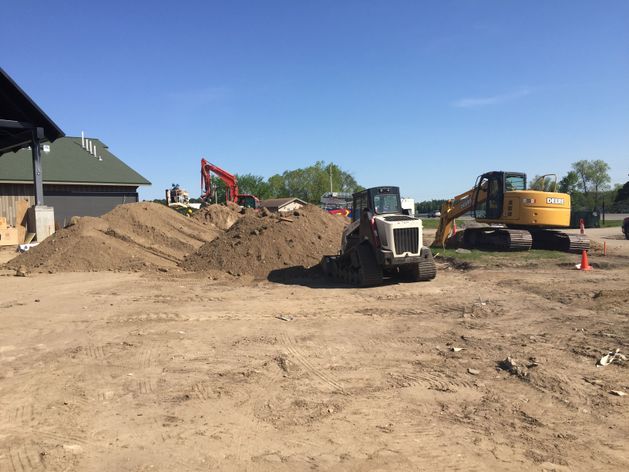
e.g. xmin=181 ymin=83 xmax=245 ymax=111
xmin=7 ymin=203 xmax=218 ymax=272
xmin=192 ymin=203 xmax=241 ymax=230
xmin=181 ymin=204 xmax=348 ymax=277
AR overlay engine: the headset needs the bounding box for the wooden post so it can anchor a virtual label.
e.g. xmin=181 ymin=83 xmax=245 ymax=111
xmin=15 ymin=199 xmax=29 ymax=244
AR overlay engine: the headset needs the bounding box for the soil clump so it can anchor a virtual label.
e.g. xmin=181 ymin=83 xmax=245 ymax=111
xmin=192 ymin=203 xmax=242 ymax=231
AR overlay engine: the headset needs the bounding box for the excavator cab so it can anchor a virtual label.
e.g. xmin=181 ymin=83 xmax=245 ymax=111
xmin=474 ymin=171 xmax=526 ymax=221
xmin=237 ymin=195 xmax=259 ymax=209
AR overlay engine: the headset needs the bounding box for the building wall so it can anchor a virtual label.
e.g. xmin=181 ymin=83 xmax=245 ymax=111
xmin=278 ymin=201 xmax=304 ymax=213
xmin=0 ymin=183 xmax=139 ymax=227
xmin=0 ymin=184 xmax=34 ymax=228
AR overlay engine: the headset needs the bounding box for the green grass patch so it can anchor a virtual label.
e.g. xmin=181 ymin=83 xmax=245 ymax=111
xmin=433 ymin=248 xmax=571 ymax=263
xmin=421 ymin=218 xmax=464 ymax=229
xmin=599 ymin=220 xmax=623 ymax=228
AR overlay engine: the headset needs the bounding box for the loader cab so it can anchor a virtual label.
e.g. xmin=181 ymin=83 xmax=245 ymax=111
xmin=237 ymin=195 xmax=259 ymax=209
xmin=352 ymin=187 xmax=402 ymax=222
xmin=474 ymin=172 xmax=526 ymax=220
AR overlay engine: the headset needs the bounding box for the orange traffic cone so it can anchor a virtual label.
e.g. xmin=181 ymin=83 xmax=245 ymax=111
xmin=452 ymin=220 xmax=457 ymax=236
xmin=578 ymin=250 xmax=592 ymax=271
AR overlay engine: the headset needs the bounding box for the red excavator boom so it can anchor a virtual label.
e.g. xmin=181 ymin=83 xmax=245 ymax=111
xmin=201 ymin=158 xmax=239 ymax=203
xmin=200 ymin=159 xmax=260 ymax=208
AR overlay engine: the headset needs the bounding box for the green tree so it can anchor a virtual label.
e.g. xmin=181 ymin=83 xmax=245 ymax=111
xmin=571 ymin=159 xmax=611 ymax=208
xmin=235 ymin=173 xmax=271 ymax=199
xmin=589 ymin=160 xmax=611 ymax=208
xmin=267 ymin=174 xmax=288 ymax=198
xmin=614 ymin=181 xmax=629 ymax=204
xmin=415 ymin=199 xmax=447 ymax=214
xmin=558 ymin=171 xmax=579 ymax=194
xmin=529 ymin=175 xmax=556 ymax=191
xmin=266 ymin=161 xmax=362 ymax=203
xmin=201 ymin=175 xmax=228 ymax=204
xmin=201 ymin=161 xmax=363 ymax=205
xmin=572 ymin=160 xmax=591 ymax=195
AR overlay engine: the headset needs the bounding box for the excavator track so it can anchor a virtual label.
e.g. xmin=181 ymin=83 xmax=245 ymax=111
xmin=463 ymin=227 xmax=533 ymax=251
xmin=529 ymin=230 xmax=590 ymax=253
xmin=460 ymin=227 xmax=590 ymax=253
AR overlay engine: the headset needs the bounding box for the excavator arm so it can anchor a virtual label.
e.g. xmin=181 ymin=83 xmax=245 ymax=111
xmin=433 ymin=181 xmax=488 ymax=248
xmin=201 ymin=158 xmax=240 ymax=203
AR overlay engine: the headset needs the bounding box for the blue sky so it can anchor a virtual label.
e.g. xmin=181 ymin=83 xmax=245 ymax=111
xmin=4 ymin=0 xmax=628 ymax=201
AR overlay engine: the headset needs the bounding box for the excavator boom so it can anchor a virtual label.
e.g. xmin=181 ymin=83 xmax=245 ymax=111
xmin=200 ymin=159 xmax=260 ymax=208
xmin=433 ymin=183 xmax=487 ymax=248
xmin=201 ymin=158 xmax=240 ymax=203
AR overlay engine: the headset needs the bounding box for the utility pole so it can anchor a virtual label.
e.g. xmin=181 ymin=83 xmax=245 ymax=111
xmin=329 ymin=164 xmax=333 ymax=193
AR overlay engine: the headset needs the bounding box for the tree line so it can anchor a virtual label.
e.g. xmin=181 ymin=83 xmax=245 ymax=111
xmin=173 ymin=161 xmax=363 ymax=205
xmin=162 ymin=158 xmax=628 ymax=213
xmin=536 ymin=159 xmax=627 ymax=211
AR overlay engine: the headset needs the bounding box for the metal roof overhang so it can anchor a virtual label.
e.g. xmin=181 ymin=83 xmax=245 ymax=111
xmin=0 ymin=67 xmax=64 ymax=155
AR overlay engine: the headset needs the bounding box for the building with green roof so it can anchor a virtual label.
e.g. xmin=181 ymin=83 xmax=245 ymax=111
xmin=0 ymin=136 xmax=150 ymax=227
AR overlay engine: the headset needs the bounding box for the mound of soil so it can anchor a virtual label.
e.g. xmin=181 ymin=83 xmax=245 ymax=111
xmin=7 ymin=203 xmax=218 ymax=272
xmin=192 ymin=204 xmax=241 ymax=231
xmin=182 ymin=205 xmax=348 ymax=278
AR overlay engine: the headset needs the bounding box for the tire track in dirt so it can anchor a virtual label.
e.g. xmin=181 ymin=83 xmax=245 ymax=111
xmin=84 ymin=344 xmax=106 ymax=360
xmin=96 ymin=390 xmax=116 ymax=401
xmin=356 ymin=336 xmax=426 ymax=352
xmin=1 ymin=444 xmax=46 ymax=472
xmin=190 ymin=382 xmax=221 ymax=401
xmin=112 ymin=312 xmax=187 ymax=323
xmin=388 ymin=370 xmax=476 ymax=391
xmin=3 ymin=404 xmax=35 ymax=426
xmin=280 ymin=332 xmax=347 ymax=394
xmin=30 ymin=429 xmax=89 ymax=446
xmin=136 ymin=379 xmax=154 ymax=395
xmin=137 ymin=348 xmax=153 ymax=369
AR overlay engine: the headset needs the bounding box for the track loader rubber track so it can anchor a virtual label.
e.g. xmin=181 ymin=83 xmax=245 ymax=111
xmin=320 ymin=242 xmax=382 ymax=287
xmin=400 ymin=250 xmax=437 ymax=282
xmin=355 ymin=243 xmax=383 ymax=286
xmin=417 ymin=255 xmax=437 ymax=281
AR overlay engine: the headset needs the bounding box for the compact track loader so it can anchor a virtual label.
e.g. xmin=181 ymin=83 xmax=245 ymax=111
xmin=321 ymin=186 xmax=436 ymax=287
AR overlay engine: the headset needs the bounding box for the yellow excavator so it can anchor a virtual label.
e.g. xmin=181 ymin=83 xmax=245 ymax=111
xmin=433 ymin=171 xmax=589 ymax=252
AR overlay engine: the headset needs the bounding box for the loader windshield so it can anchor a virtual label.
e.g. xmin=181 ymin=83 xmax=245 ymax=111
xmin=374 ymin=194 xmax=401 ymax=214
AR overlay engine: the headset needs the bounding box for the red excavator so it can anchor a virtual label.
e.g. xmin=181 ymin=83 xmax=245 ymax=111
xmin=201 ymin=159 xmax=260 ymax=209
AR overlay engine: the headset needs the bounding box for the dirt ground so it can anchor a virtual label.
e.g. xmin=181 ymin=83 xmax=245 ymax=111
xmin=0 ymin=226 xmax=627 ymax=471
